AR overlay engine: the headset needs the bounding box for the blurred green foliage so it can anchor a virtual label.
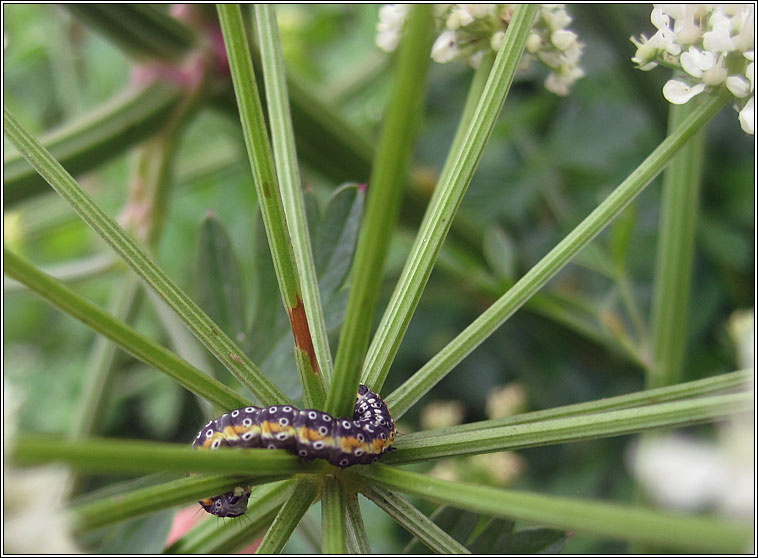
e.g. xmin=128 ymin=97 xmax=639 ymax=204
xmin=3 ymin=4 xmax=753 ymax=554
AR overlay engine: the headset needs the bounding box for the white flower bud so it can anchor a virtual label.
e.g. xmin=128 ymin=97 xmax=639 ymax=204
xmin=551 ymin=29 xmax=577 ymax=51
xmin=490 ymin=30 xmax=506 ymax=52
xmin=431 ymin=30 xmax=459 ymax=63
xmin=526 ymin=32 xmax=543 ymax=53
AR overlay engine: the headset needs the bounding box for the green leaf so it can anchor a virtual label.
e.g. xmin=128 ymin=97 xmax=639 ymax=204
xmin=466 ymin=517 xmax=515 ymax=553
xmin=608 ymin=201 xmax=637 ymax=273
xmin=314 ymin=183 xmax=366 ymax=294
xmin=247 ymin=214 xmax=288 ymax=360
xmin=195 ymin=213 xmax=247 ymax=344
xmin=488 ymin=527 xmax=570 ymax=554
xmin=403 ymin=505 xmax=477 ymax=553
xmin=361 ymin=487 xmax=470 ymax=554
xmin=483 ymin=225 xmax=517 ymax=281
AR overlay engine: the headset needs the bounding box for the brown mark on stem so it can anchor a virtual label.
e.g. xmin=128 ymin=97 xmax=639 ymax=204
xmin=229 ymin=352 xmax=242 ymax=363
xmin=287 ymin=295 xmax=320 ymax=376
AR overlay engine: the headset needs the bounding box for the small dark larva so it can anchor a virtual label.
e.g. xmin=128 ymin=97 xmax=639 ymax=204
xmin=192 ymin=384 xmax=396 ymax=517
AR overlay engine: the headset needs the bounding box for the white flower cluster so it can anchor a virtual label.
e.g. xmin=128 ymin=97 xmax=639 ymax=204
xmin=375 ymin=4 xmax=585 ymax=96
xmin=631 ymin=5 xmax=755 ymax=134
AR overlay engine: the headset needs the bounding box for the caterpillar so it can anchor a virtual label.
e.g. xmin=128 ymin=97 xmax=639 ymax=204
xmin=192 ymin=384 xmax=396 ymax=517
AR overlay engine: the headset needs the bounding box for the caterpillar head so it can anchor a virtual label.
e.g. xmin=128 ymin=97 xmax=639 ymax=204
xmin=199 ymin=486 xmax=250 ymax=518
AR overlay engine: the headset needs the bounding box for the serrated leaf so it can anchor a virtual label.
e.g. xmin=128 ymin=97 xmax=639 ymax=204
xmin=314 ymin=182 xmax=365 ymax=295
xmin=491 ymin=527 xmax=570 ymax=554
xmin=247 ymin=212 xmax=289 ymax=362
xmin=467 ymin=517 xmax=515 ymax=553
xmin=403 ymin=505 xmax=479 ymax=554
xmin=195 ymin=214 xmax=246 ymax=343
xmin=483 ymin=225 xmax=517 ymax=281
xmin=609 ymin=202 xmax=636 ymax=273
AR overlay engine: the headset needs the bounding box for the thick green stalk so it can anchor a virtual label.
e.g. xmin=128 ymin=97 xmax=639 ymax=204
xmin=350 ymin=465 xmax=752 ymax=552
xmin=327 ymin=4 xmax=433 ymax=417
xmin=255 ymin=4 xmax=333 ymax=390
xmin=383 ymin=392 xmax=753 ymax=464
xmin=12 ymin=436 xmax=326 ymax=476
xmin=3 ymin=83 xmax=182 ymax=204
xmin=362 ymin=5 xmax=539 ymax=392
xmin=218 ymin=4 xmax=324 ymax=408
xmin=3 ymin=106 xmax=289 ymax=405
xmin=321 ymin=475 xmax=347 ymax=553
xmin=3 ymin=249 xmax=246 ymax=410
xmin=648 ymin=101 xmax=704 ymax=388
xmin=255 ymin=477 xmax=319 ymax=554
xmin=386 ymin=93 xmax=730 ymax=416
xmin=361 ymin=485 xmax=471 ymax=554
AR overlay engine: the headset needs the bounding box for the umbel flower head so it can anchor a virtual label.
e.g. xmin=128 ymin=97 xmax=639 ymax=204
xmin=631 ymin=4 xmax=755 ymax=134
xmin=376 ymin=4 xmax=585 ymax=96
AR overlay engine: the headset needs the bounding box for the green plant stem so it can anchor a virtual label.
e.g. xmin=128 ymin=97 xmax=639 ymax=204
xmin=12 ymin=436 xmax=327 ymax=476
xmin=395 ymin=368 xmax=751 ymax=431
xmin=327 ymin=4 xmax=433 ymax=417
xmin=256 ymin=4 xmax=333 ymax=393
xmin=361 ymin=485 xmax=471 ymax=554
xmin=3 ymin=248 xmax=246 ymax=410
xmin=350 ymin=465 xmax=752 ymax=553
xmin=648 ymin=101 xmax=705 ymax=388
xmin=218 ymin=4 xmax=324 ymax=408
xmin=3 ymin=106 xmax=289 ymax=406
xmin=383 ymin=391 xmax=752 ymax=464
xmin=386 ymin=92 xmax=730 ymax=416
xmin=3 ymin=83 xmax=182 ymax=204
xmin=3 ymin=253 xmax=119 ymax=291
xmin=343 ymin=485 xmax=371 ymax=554
xmin=256 ymin=477 xmax=320 ymax=554
xmin=362 ymin=5 xmax=539 ymax=392
xmin=321 ymin=475 xmax=347 ymax=553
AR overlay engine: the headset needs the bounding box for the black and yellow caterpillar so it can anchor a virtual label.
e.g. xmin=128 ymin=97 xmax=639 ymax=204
xmin=192 ymin=384 xmax=396 ymax=517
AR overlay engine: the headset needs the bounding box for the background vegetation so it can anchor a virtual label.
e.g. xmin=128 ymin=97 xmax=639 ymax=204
xmin=3 ymin=4 xmax=753 ymax=554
